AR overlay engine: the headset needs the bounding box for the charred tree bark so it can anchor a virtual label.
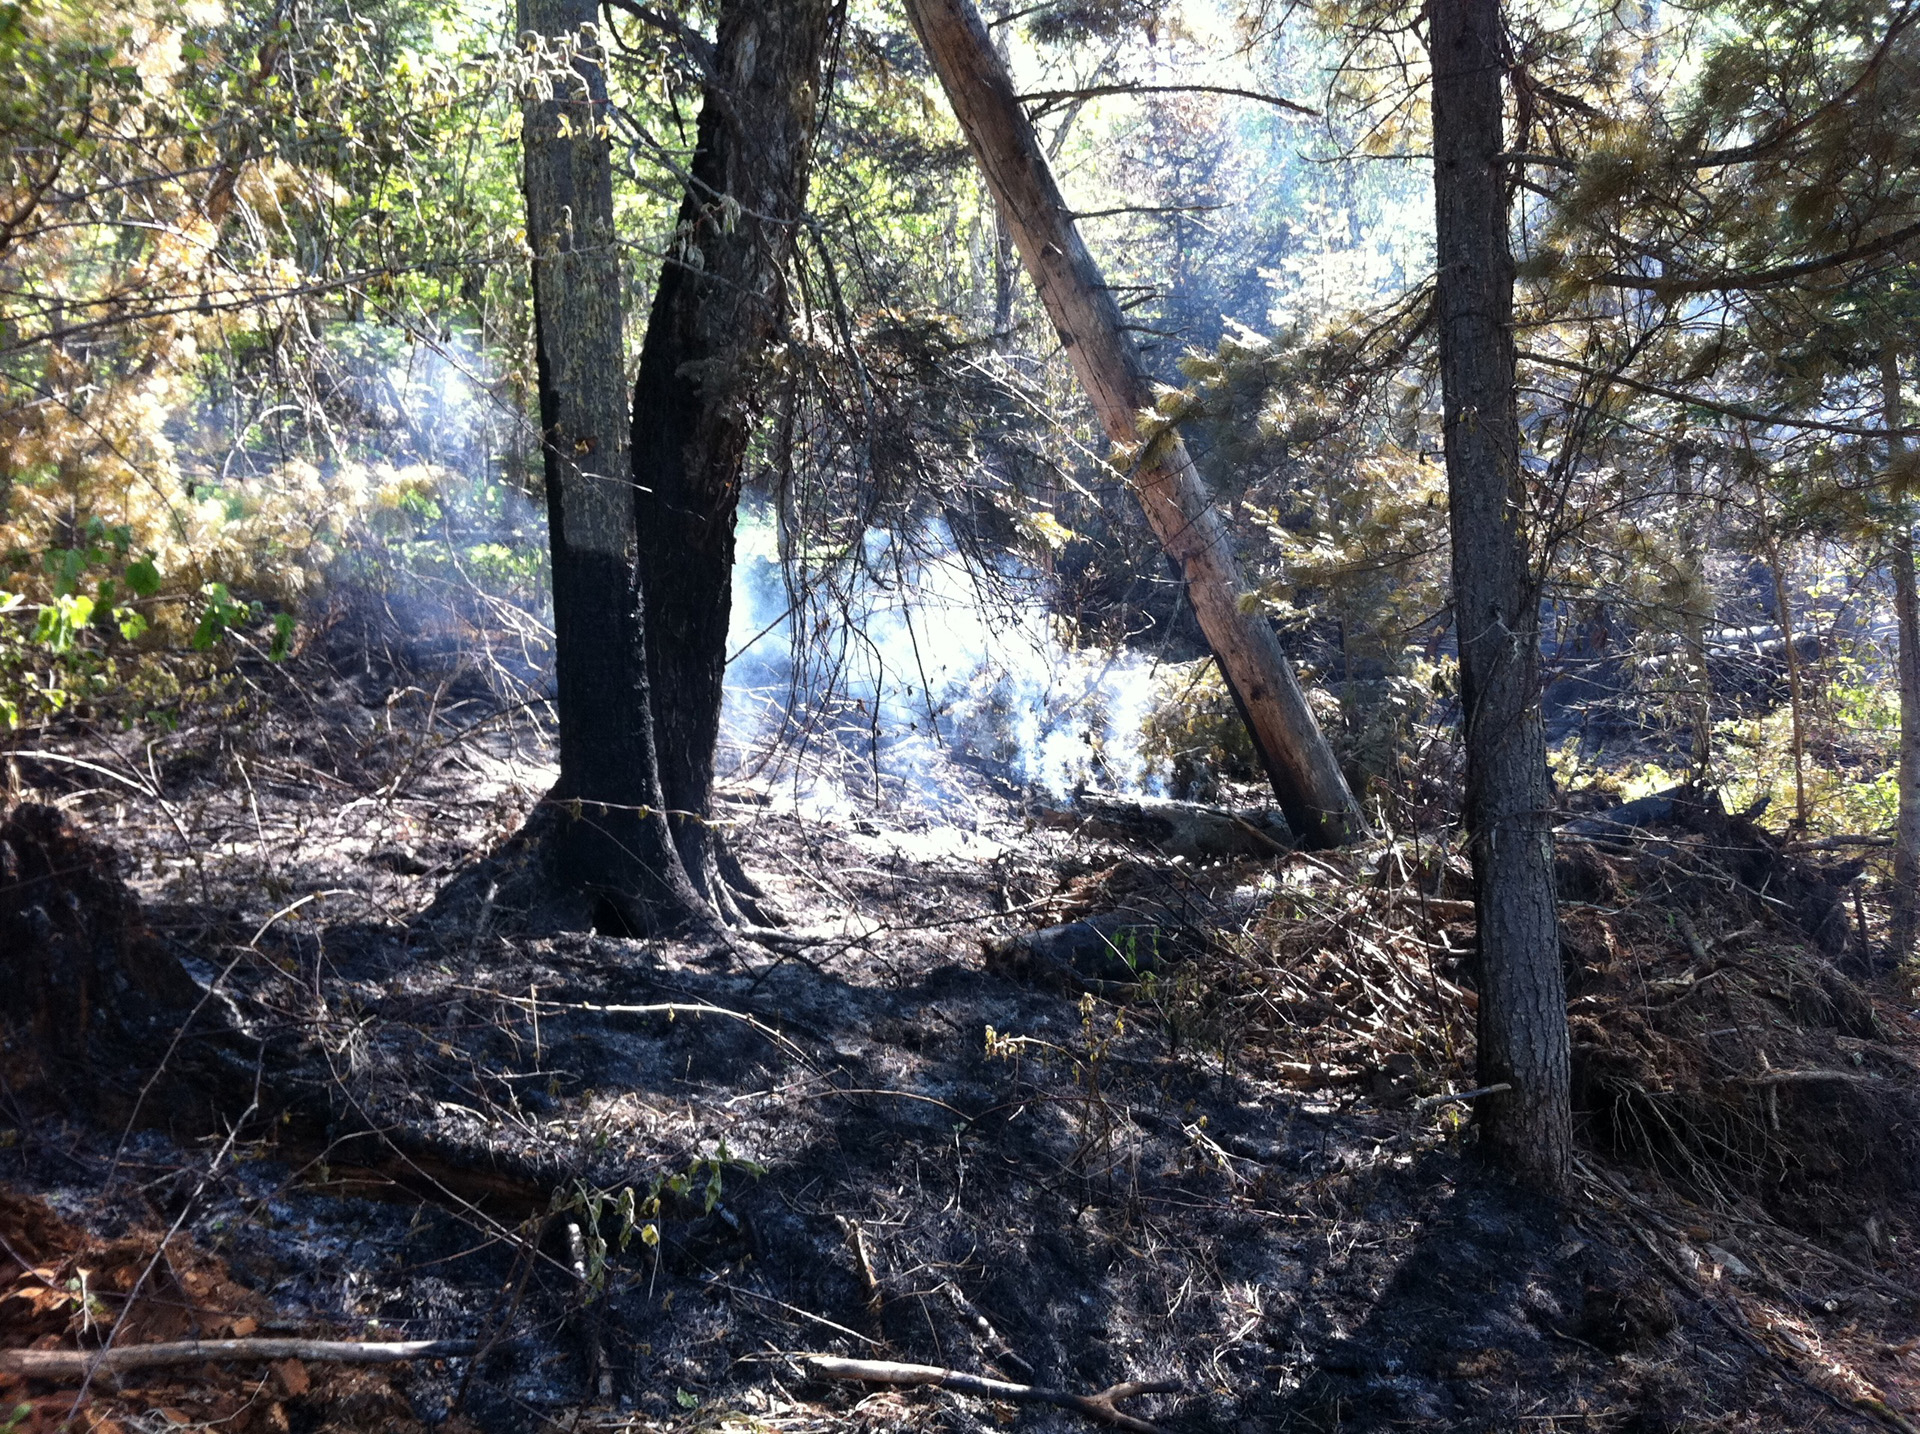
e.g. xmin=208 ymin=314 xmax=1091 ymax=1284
xmin=1430 ymin=0 xmax=1571 ymax=1189
xmin=631 ymin=0 xmax=835 ymax=918
xmin=900 ymin=0 xmax=1366 ymax=849
xmin=1886 ymin=345 xmax=1920 ymax=959
xmin=518 ymin=0 xmax=704 ymax=933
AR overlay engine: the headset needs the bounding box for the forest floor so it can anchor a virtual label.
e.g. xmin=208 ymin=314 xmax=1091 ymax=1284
xmin=2 ymin=632 xmax=1919 ymax=1434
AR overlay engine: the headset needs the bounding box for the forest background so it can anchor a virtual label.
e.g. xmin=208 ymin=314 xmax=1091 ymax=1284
xmin=3 ymin=0 xmax=1918 ymax=974
xmin=2 ymin=0 xmax=1920 ymax=1422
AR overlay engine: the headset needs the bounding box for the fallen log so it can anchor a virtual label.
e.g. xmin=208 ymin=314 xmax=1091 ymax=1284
xmin=0 ymin=1338 xmax=480 ymax=1379
xmin=1556 ymin=786 xmax=1693 ymax=839
xmin=803 ymin=1354 xmax=1177 ymax=1434
xmin=983 ymin=911 xmax=1171 ymax=993
xmin=1034 ymin=794 xmax=1292 ymax=861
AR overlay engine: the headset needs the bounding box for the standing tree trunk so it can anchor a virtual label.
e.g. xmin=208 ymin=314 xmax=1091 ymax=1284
xmin=517 ymin=0 xmax=704 ymax=933
xmin=1430 ymin=0 xmax=1571 ymax=1189
xmin=900 ymin=0 xmax=1366 ymax=849
xmin=1886 ymin=344 xmax=1920 ymax=959
xmin=1763 ymin=526 xmax=1812 ymax=830
xmin=1674 ymin=447 xmax=1714 ymax=779
xmin=631 ymin=0 xmax=836 ymax=919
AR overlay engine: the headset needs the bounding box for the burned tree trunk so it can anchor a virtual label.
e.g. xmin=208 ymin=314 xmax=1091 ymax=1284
xmin=631 ymin=0 xmax=835 ymax=918
xmin=899 ymin=0 xmax=1366 ymax=850
xmin=1430 ymin=0 xmax=1571 ymax=1189
xmin=517 ymin=0 xmax=704 ymax=933
xmin=1887 ymin=345 xmax=1920 ymax=959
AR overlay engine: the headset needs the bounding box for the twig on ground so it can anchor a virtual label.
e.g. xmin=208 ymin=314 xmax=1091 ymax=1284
xmin=802 ymin=1354 xmax=1178 ymax=1434
xmin=1741 ymin=1069 xmax=1886 ymax=1086
xmin=834 ymin=1215 xmax=881 ymax=1309
xmin=1414 ymin=1082 xmax=1511 ymax=1110
xmin=713 ymin=1283 xmax=884 ymax=1347
xmin=565 ymin=1220 xmax=613 ymax=1399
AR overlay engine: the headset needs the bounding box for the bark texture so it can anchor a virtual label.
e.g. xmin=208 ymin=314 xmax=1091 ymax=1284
xmin=1887 ymin=346 xmax=1920 ymax=959
xmin=1430 ymin=0 xmax=1571 ymax=1188
xmin=900 ymin=0 xmax=1365 ymax=849
xmin=631 ymin=0 xmax=835 ymax=914
xmin=519 ymin=0 xmax=702 ymax=930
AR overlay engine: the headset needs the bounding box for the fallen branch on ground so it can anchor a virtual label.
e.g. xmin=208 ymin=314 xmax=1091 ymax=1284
xmin=1741 ymin=1069 xmax=1885 ymax=1086
xmin=1786 ymin=835 xmax=1894 ymax=851
xmin=0 ymin=1338 xmax=480 ymax=1379
xmin=803 ymin=1354 xmax=1178 ymax=1434
xmin=1414 ymin=1081 xmax=1512 ymax=1110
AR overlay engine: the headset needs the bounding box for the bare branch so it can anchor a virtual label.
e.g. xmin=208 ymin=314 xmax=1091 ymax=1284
xmin=1519 ymin=348 xmax=1920 ymax=439
xmin=1017 ymin=82 xmax=1318 ymax=118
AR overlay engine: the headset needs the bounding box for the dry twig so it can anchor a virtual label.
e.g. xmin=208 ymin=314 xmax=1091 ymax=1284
xmin=803 ymin=1354 xmax=1178 ymax=1434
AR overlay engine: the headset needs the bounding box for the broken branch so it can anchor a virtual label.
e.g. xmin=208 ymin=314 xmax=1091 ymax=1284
xmin=0 ymin=1338 xmax=480 ymax=1379
xmin=1414 ymin=1081 xmax=1513 ymax=1110
xmin=802 ymin=1354 xmax=1178 ymax=1434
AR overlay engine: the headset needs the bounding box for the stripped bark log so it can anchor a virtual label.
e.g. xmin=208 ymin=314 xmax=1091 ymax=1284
xmin=803 ymin=1355 xmax=1177 ymax=1434
xmin=899 ymin=0 xmax=1364 ymax=849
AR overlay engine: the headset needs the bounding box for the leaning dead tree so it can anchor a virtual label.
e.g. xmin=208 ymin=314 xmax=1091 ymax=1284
xmin=901 ymin=0 xmax=1366 ymax=850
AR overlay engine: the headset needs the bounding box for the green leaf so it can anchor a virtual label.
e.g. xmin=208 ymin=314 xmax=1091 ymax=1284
xmin=124 ymin=557 xmax=161 ymax=597
xmin=269 ymin=612 xmax=296 ymax=661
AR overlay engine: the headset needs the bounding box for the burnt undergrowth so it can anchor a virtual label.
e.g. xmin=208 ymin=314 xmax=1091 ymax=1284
xmin=0 ymin=637 xmax=1916 ymax=1434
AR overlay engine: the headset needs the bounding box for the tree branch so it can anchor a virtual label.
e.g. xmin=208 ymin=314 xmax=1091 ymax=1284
xmin=1017 ymin=82 xmax=1318 ymax=118
xmin=803 ymin=1355 xmax=1178 ymax=1434
xmin=1519 ymin=348 xmax=1920 ymax=439
xmin=1590 ymin=217 xmax=1920 ymax=295
xmin=599 ymin=0 xmax=716 ymax=77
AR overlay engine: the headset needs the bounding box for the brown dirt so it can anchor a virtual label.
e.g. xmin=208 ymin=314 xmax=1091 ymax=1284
xmin=0 ymin=1184 xmax=468 ymax=1434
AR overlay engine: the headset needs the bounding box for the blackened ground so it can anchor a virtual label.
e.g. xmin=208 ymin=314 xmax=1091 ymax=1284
xmin=0 ymin=663 xmax=1914 ymax=1433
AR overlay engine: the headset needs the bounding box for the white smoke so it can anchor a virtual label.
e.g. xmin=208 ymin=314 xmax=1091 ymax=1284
xmin=315 ymin=331 xmax=1171 ymax=817
xmin=722 ymin=505 xmax=1163 ymax=817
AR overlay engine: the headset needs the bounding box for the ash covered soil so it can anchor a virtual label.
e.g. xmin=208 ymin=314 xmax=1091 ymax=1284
xmin=3 ymin=647 xmax=1920 ymax=1434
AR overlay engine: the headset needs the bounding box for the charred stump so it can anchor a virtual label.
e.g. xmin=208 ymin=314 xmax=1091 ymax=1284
xmin=0 ymin=803 xmax=199 ymax=1113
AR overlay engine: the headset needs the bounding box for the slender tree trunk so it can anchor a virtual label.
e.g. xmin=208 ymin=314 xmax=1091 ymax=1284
xmin=631 ymin=0 xmax=836 ymax=917
xmin=1430 ymin=0 xmax=1570 ymax=1189
xmin=519 ymin=0 xmax=703 ymax=931
xmin=1674 ymin=449 xmax=1713 ymax=779
xmin=901 ymin=0 xmax=1365 ymax=848
xmin=1885 ymin=344 xmax=1920 ymax=960
xmin=1763 ymin=527 xmax=1811 ymax=830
